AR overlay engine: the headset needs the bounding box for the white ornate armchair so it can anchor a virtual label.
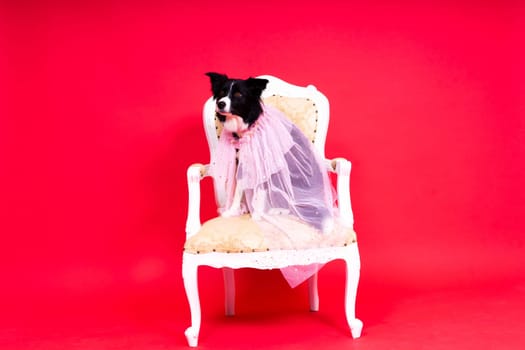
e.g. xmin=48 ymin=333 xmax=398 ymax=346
xmin=183 ymin=75 xmax=362 ymax=347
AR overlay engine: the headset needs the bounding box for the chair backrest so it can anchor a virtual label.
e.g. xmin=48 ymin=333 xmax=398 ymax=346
xmin=202 ymin=75 xmax=330 ymax=206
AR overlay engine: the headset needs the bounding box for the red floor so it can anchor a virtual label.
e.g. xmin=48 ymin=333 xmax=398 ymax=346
xmin=2 ymin=270 xmax=524 ymax=350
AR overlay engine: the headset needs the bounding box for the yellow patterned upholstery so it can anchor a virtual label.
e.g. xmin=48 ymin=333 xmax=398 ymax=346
xmin=184 ymin=214 xmax=357 ymax=254
xmin=263 ymin=95 xmax=319 ymax=142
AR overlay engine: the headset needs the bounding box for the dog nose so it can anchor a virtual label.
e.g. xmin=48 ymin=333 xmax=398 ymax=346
xmin=217 ymin=101 xmax=226 ymax=110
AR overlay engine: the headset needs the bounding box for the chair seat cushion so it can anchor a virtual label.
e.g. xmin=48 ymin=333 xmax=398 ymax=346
xmin=184 ymin=214 xmax=357 ymax=254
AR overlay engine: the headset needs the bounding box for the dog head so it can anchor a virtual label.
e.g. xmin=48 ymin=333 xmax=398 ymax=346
xmin=206 ymin=72 xmax=269 ymax=134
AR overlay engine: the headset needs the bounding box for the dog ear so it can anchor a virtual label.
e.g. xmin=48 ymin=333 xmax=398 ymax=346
xmin=246 ymin=78 xmax=269 ymax=97
xmin=205 ymin=72 xmax=229 ymax=96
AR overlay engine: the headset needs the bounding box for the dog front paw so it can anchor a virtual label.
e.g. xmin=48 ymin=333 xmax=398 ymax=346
xmin=251 ymin=211 xmax=262 ymax=221
xmin=221 ymin=207 xmax=241 ymax=218
xmin=322 ymin=217 xmax=335 ymax=234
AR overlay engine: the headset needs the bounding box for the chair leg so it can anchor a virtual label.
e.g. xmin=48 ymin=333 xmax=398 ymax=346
xmin=308 ymin=272 xmax=319 ymax=312
xmin=182 ymin=258 xmax=201 ymax=347
xmin=223 ymin=268 xmax=236 ymax=316
xmin=344 ymin=255 xmax=363 ymax=339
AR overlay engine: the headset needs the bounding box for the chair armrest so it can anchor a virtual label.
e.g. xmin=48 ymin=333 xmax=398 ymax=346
xmin=326 ymin=157 xmax=354 ymax=227
xmin=185 ymin=163 xmax=209 ymax=238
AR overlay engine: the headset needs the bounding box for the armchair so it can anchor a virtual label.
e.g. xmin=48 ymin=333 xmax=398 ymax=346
xmin=183 ymin=75 xmax=362 ymax=347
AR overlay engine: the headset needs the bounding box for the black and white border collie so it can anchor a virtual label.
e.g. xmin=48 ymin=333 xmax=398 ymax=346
xmin=205 ymin=72 xmax=334 ymax=233
xmin=206 ymin=72 xmax=268 ymax=138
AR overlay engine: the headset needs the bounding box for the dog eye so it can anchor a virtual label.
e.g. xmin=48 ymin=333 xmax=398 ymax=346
xmin=233 ymin=92 xmax=242 ymax=98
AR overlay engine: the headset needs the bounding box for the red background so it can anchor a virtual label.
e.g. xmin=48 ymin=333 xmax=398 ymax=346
xmin=1 ymin=1 xmax=524 ymax=349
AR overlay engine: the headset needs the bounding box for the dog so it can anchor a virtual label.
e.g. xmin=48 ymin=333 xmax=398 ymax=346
xmin=206 ymin=72 xmax=268 ymax=137
xmin=205 ymin=72 xmax=334 ymax=233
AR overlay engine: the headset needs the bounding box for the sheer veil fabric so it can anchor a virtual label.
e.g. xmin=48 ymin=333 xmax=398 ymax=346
xmin=210 ymin=105 xmax=347 ymax=287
